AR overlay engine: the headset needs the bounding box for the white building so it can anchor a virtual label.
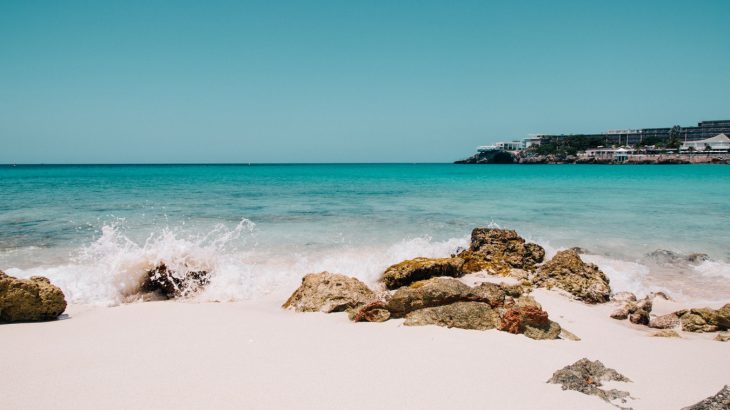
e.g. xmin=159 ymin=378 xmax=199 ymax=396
xmin=680 ymin=134 xmax=730 ymax=152
xmin=580 ymin=147 xmax=636 ymax=161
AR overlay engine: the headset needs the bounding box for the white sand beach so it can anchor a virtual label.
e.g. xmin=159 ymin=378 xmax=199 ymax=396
xmin=2 ymin=288 xmax=727 ymax=410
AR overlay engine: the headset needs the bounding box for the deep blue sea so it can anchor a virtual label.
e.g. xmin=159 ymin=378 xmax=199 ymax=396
xmin=1 ymin=164 xmax=729 ymax=304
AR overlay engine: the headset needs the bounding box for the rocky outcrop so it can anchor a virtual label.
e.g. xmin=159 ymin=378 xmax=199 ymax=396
xmin=681 ymin=385 xmax=730 ymax=410
xmin=381 ymin=257 xmax=464 ymax=290
xmin=548 ymin=358 xmax=633 ymax=407
xmin=459 ymin=228 xmax=545 ymax=274
xmin=283 ymin=272 xmax=377 ymax=313
xmin=0 ymin=271 xmax=67 ymax=323
xmin=386 ymin=277 xmax=471 ymax=318
xmin=140 ymin=263 xmax=210 ymax=299
xmin=532 ymin=249 xmax=611 ymax=304
xmin=403 ymin=301 xmax=500 ymax=330
xmin=454 ymin=150 xmax=516 ymax=164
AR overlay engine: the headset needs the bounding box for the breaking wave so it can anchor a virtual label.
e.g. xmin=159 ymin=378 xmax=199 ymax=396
xmin=4 ymin=222 xmax=729 ymax=306
xmin=3 ymin=221 xmax=469 ymax=305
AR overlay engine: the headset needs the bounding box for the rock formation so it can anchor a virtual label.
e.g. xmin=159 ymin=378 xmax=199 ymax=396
xmin=381 ymin=257 xmax=465 ymax=290
xmin=282 ymin=272 xmax=377 ymax=313
xmin=461 ymin=228 xmax=545 ymax=273
xmin=0 ymin=270 xmax=67 ymax=322
xmin=677 ymin=305 xmax=730 ymax=333
xmin=140 ymin=263 xmax=210 ymax=299
xmin=403 ymin=301 xmax=500 ymax=330
xmin=548 ymin=358 xmax=633 ymax=408
xmin=532 ymin=249 xmax=611 ymax=304
xmin=386 ymin=277 xmax=471 ymax=318
xmin=610 ymin=296 xmax=653 ymax=325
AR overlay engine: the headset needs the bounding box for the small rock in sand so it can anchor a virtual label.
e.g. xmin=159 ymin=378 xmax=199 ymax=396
xmin=651 ymin=329 xmax=680 ymax=338
xmin=548 ymin=358 xmax=633 ymax=408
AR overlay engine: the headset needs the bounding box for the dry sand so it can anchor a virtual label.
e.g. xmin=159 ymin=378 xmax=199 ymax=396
xmin=1 ymin=289 xmax=727 ymax=410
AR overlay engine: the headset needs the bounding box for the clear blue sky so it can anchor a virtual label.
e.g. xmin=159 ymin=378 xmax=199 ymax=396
xmin=1 ymin=0 xmax=729 ymax=163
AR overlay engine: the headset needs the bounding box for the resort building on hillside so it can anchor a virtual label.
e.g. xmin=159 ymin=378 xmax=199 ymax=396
xmin=535 ymin=119 xmax=730 ymax=146
xmin=477 ymin=137 xmax=542 ymax=152
xmin=579 ymin=147 xmax=636 ymax=161
xmin=680 ymin=134 xmax=730 ymax=152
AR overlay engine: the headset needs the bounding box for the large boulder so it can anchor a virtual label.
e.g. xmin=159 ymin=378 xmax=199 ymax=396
xmin=459 ymin=228 xmax=545 ymax=274
xmin=283 ymin=272 xmax=376 ymax=313
xmin=381 ymin=257 xmax=464 ymax=290
xmin=682 ymin=385 xmax=730 ymax=410
xmin=548 ymin=358 xmax=632 ymax=406
xmin=0 ymin=271 xmax=67 ymax=322
xmin=403 ymin=301 xmax=500 ymax=330
xmin=140 ymin=263 xmax=210 ymax=299
xmin=498 ymin=305 xmax=561 ymax=340
xmin=532 ymin=249 xmax=611 ymax=304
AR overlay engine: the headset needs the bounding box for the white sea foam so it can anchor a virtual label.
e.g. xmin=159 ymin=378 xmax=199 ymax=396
xmin=5 ymin=222 xmax=728 ymax=305
xmin=4 ymin=222 xmax=469 ymax=305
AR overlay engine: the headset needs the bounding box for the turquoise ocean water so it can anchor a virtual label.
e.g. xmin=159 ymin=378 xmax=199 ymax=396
xmin=1 ymin=164 xmax=728 ymax=304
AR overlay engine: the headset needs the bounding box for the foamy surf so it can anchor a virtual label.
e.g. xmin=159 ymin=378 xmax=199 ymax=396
xmin=3 ymin=221 xmax=472 ymax=305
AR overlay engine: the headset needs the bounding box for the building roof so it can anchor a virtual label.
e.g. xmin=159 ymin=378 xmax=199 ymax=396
xmin=689 ymin=134 xmax=730 ymax=144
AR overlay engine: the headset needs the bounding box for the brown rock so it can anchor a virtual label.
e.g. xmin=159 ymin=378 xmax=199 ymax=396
xmin=0 ymin=271 xmax=67 ymax=322
xmin=386 ymin=277 xmax=470 ymax=318
xmin=282 ymin=272 xmax=376 ymax=313
xmin=610 ymin=306 xmax=630 ymax=320
xmin=466 ymin=228 xmax=545 ymax=272
xmin=498 ymin=305 xmax=561 ymax=340
xmin=462 ymin=282 xmax=506 ymax=307
xmin=381 ymin=257 xmax=464 ymax=290
xmin=651 ymin=329 xmax=680 ymax=338
xmin=718 ymin=304 xmax=730 ymax=329
xmin=532 ymin=249 xmax=611 ymax=304
xmin=348 ymin=301 xmax=390 ymax=322
xmin=629 ymin=298 xmax=653 ymax=325
xmin=649 ymin=313 xmax=680 ymax=329
xmin=403 ymin=301 xmax=500 ymax=331
xmin=680 ymin=308 xmax=721 ymax=333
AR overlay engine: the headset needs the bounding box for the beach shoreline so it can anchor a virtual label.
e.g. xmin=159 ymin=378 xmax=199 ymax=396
xmin=1 ymin=287 xmax=728 ymax=410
